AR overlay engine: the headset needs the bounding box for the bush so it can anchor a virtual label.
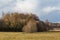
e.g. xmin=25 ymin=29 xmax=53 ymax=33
xmin=37 ymin=21 xmax=48 ymax=32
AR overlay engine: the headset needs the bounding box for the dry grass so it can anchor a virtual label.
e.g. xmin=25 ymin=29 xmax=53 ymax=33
xmin=0 ymin=32 xmax=60 ymax=40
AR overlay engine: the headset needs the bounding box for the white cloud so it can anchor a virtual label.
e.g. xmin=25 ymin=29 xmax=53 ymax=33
xmin=0 ymin=0 xmax=13 ymax=4
xmin=42 ymin=6 xmax=60 ymax=13
xmin=53 ymin=21 xmax=60 ymax=23
xmin=0 ymin=0 xmax=15 ymax=11
xmin=14 ymin=0 xmax=38 ymax=13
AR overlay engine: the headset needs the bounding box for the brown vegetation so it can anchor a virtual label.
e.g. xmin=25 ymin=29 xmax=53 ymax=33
xmin=0 ymin=12 xmax=49 ymax=32
xmin=22 ymin=19 xmax=38 ymax=33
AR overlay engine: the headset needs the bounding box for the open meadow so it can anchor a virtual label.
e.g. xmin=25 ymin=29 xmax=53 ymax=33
xmin=0 ymin=32 xmax=60 ymax=40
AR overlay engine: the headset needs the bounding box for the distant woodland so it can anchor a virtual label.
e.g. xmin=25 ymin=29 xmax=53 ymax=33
xmin=0 ymin=12 xmax=50 ymax=33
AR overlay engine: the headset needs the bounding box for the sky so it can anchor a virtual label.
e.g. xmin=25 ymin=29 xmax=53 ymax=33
xmin=0 ymin=0 xmax=60 ymax=23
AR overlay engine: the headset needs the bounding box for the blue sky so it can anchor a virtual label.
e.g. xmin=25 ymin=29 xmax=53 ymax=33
xmin=0 ymin=0 xmax=60 ymax=22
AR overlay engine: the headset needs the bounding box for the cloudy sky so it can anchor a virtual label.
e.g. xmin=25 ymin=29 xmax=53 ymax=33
xmin=0 ymin=0 xmax=60 ymax=22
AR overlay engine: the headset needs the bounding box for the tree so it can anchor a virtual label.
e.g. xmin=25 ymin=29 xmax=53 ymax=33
xmin=0 ymin=12 xmax=49 ymax=32
xmin=22 ymin=19 xmax=38 ymax=33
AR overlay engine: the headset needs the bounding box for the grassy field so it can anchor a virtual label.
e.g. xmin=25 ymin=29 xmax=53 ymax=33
xmin=0 ymin=32 xmax=60 ymax=40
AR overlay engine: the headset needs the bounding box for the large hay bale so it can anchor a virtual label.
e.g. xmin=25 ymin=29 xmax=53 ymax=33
xmin=22 ymin=19 xmax=38 ymax=33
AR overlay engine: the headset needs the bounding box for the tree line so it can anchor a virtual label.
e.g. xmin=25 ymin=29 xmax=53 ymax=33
xmin=0 ymin=12 xmax=50 ymax=33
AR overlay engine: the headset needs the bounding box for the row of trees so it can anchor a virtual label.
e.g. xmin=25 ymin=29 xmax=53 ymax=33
xmin=0 ymin=12 xmax=50 ymax=32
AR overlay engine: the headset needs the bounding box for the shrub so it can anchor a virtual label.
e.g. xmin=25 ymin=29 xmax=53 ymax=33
xmin=37 ymin=21 xmax=48 ymax=32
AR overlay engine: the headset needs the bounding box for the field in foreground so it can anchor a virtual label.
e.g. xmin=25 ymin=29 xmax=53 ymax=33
xmin=0 ymin=32 xmax=60 ymax=40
